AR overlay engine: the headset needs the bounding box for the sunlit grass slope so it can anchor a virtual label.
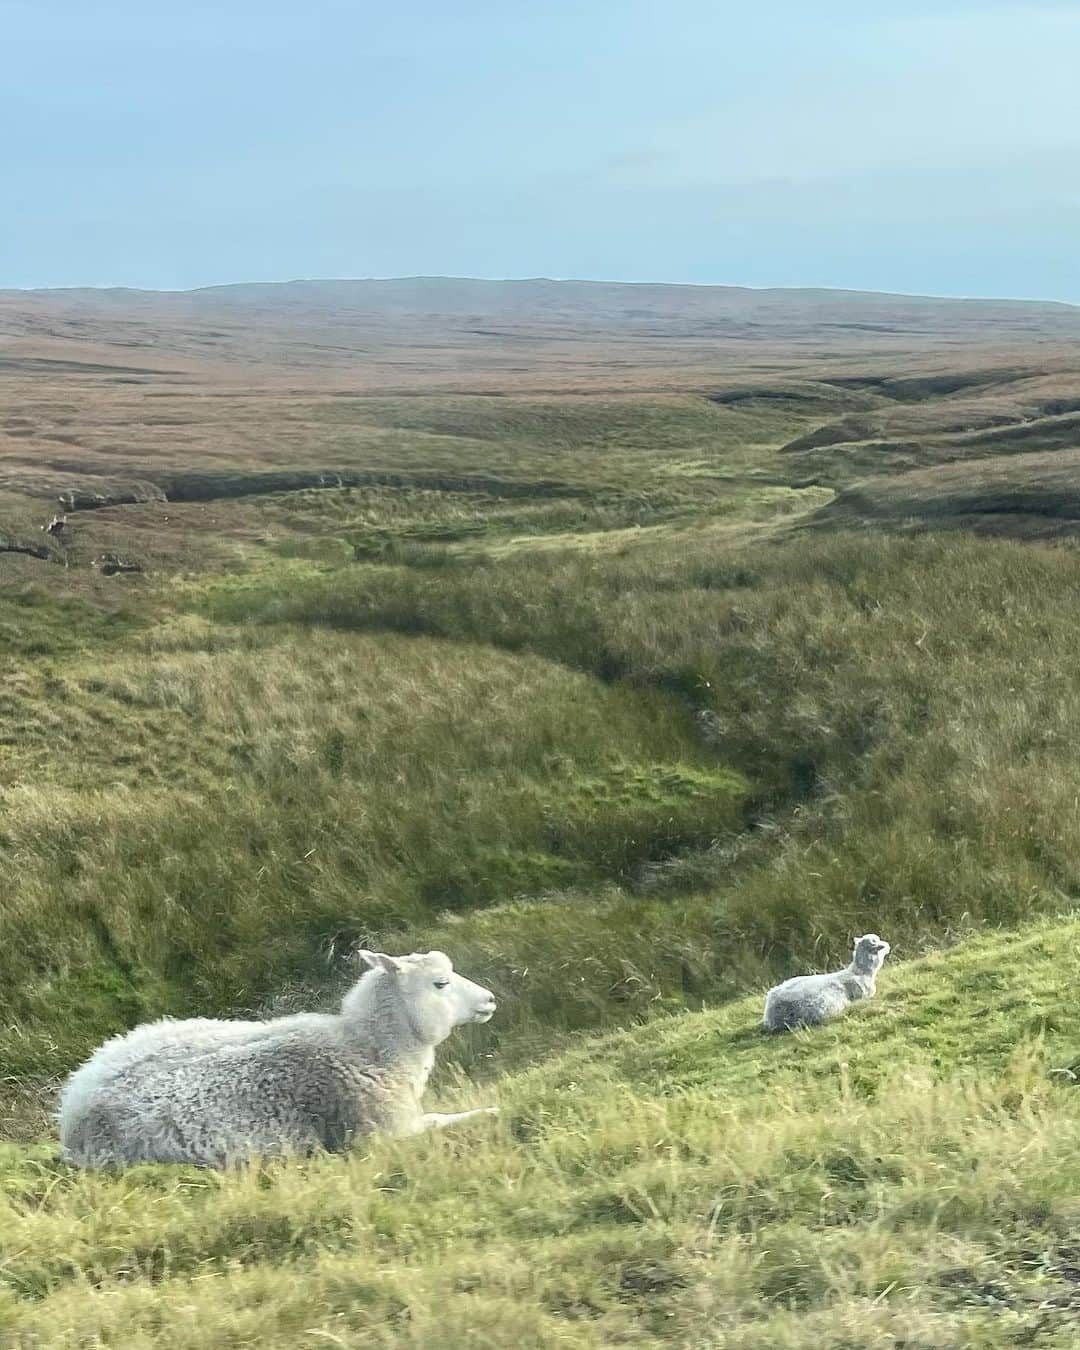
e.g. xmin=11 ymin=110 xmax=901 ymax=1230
xmin=10 ymin=529 xmax=1080 ymax=1122
xmin=0 ymin=624 xmax=745 ymax=1094
xmin=3 ymin=918 xmax=1080 ymax=1348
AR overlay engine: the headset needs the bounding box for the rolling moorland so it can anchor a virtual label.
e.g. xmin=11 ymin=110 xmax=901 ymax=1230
xmin=4 ymin=278 xmax=1080 ymax=1345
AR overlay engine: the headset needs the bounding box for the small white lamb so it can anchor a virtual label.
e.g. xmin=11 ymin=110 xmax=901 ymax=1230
xmin=762 ymin=933 xmax=891 ymax=1032
xmin=59 ymin=950 xmax=498 ymax=1168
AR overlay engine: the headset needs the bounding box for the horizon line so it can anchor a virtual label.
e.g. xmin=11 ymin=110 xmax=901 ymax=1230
xmin=0 ymin=274 xmax=1076 ymax=310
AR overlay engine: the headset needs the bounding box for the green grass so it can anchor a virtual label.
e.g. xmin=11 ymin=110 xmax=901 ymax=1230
xmin=3 ymin=918 xmax=1080 ymax=1347
xmin=298 ymin=393 xmax=818 ymax=484
xmin=8 ymin=371 xmax=1080 ymax=1344
xmin=0 ymin=627 xmax=748 ymax=1085
xmin=0 ymin=584 xmax=135 ymax=661
xmin=12 ymin=527 xmax=1080 ymax=1094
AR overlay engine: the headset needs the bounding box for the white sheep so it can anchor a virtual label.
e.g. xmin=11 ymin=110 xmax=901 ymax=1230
xmin=762 ymin=933 xmax=891 ymax=1032
xmin=59 ymin=950 xmax=498 ymax=1168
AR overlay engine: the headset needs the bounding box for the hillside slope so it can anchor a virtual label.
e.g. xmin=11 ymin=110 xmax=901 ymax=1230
xmin=3 ymin=918 xmax=1080 ymax=1348
xmin=7 ymin=280 xmax=1080 ymax=1346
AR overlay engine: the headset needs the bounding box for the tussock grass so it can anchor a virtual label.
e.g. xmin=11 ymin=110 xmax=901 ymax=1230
xmin=0 ymin=628 xmax=745 ymax=1083
xmin=3 ymin=919 xmax=1080 ymax=1347
xmin=207 ymin=528 xmax=1080 ymax=892
xmin=11 ymin=528 xmax=1080 ymax=1095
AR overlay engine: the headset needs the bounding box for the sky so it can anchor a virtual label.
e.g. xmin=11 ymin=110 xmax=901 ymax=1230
xmin=2 ymin=0 xmax=1079 ymax=300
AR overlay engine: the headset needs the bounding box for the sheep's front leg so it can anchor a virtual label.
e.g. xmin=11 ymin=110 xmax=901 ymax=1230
xmin=420 ymin=1106 xmax=499 ymax=1131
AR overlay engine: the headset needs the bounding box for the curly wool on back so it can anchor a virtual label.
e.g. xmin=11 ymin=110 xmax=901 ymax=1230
xmin=58 ymin=950 xmax=498 ymax=1168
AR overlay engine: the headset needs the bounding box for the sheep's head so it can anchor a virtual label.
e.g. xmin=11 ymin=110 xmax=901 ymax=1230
xmin=852 ymin=933 xmax=891 ymax=974
xmin=357 ymin=950 xmax=497 ymax=1046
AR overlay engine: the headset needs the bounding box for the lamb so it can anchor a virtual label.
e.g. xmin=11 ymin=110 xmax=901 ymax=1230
xmin=762 ymin=933 xmax=891 ymax=1032
xmin=59 ymin=950 xmax=498 ymax=1168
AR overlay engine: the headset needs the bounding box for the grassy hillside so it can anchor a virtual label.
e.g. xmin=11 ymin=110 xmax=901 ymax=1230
xmin=3 ymin=918 xmax=1080 ymax=1347
xmin=5 ymin=282 xmax=1080 ymax=1344
xmin=11 ymin=529 xmax=1080 ymax=1108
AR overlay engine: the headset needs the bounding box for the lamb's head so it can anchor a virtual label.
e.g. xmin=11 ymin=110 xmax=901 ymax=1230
xmin=357 ymin=950 xmax=497 ymax=1045
xmin=852 ymin=933 xmax=891 ymax=974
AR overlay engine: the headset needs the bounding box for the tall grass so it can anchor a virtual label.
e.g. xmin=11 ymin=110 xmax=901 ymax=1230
xmin=11 ymin=517 xmax=1080 ymax=1124
xmin=12 ymin=525 xmax=1080 ymax=1093
xmin=207 ymin=530 xmax=1080 ymax=979
xmin=4 ymin=919 xmax=1080 ymax=1347
xmin=0 ymin=627 xmax=745 ymax=1085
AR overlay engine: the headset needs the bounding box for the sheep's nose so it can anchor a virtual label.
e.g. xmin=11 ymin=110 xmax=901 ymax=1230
xmin=477 ymin=997 xmax=496 ymax=1015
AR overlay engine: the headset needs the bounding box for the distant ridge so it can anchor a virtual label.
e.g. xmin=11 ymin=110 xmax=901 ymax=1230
xmin=3 ymin=274 xmax=1076 ymax=311
xmin=1 ymin=274 xmax=1077 ymax=392
xmin=0 ymin=274 xmax=1075 ymax=311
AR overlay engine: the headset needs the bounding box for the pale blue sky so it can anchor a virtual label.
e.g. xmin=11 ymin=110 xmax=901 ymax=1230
xmin=3 ymin=1 xmax=1079 ymax=299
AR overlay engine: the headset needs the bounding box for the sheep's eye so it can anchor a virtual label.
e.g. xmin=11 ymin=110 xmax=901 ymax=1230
xmin=433 ymin=979 xmax=450 ymax=990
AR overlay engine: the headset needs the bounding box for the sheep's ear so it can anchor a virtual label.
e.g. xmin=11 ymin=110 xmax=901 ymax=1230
xmin=357 ymin=949 xmax=402 ymax=974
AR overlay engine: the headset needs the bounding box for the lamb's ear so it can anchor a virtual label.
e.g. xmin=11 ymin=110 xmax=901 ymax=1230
xmin=357 ymin=950 xmax=402 ymax=974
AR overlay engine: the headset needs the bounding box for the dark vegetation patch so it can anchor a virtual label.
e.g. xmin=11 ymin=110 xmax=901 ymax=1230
xmin=0 ymin=537 xmax=53 ymax=561
xmin=55 ymin=468 xmax=592 ymax=512
xmin=947 ymin=409 xmax=1080 ymax=454
xmin=814 ymin=449 xmax=1080 ymax=537
xmin=0 ymin=356 xmax=176 ymax=376
xmin=820 ymin=366 xmax=1037 ymax=402
xmin=706 ymin=381 xmax=881 ymax=414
